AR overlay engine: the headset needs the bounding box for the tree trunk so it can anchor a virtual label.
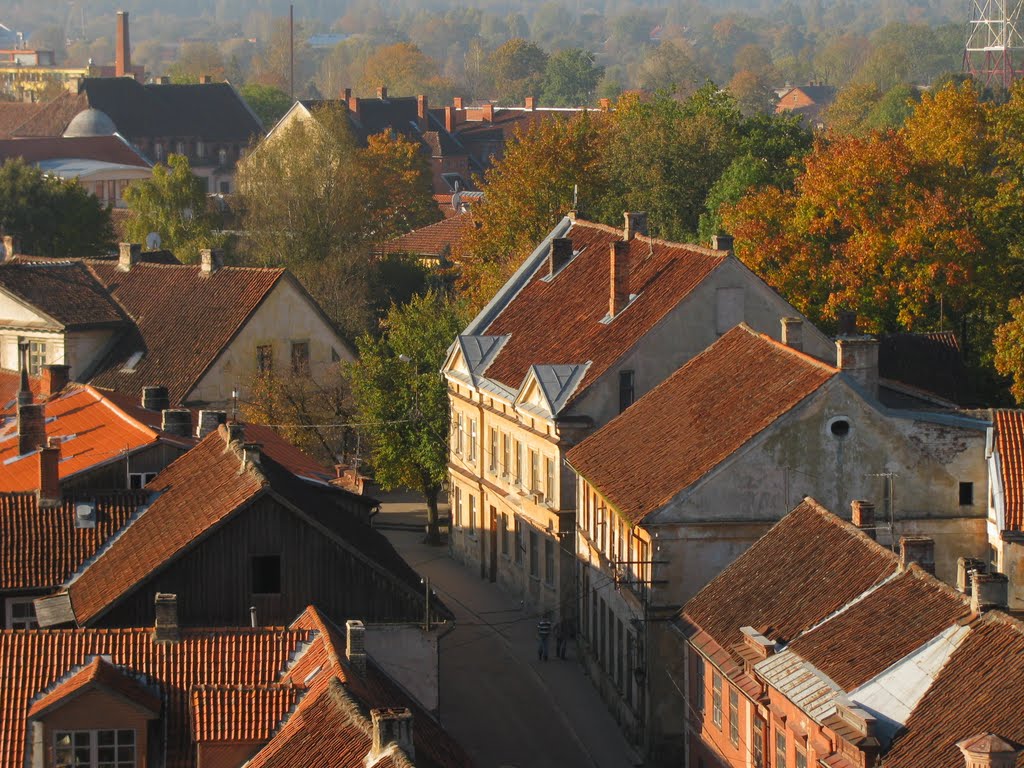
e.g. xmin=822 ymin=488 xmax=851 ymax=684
xmin=424 ymin=486 xmax=442 ymax=546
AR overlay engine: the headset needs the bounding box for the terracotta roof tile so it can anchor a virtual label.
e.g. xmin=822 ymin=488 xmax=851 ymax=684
xmin=0 ymin=625 xmax=310 ymax=768
xmin=381 ymin=213 xmax=472 ymax=258
xmin=0 ymin=102 xmax=42 ymax=138
xmin=0 ymin=261 xmax=127 ymax=329
xmin=681 ymin=498 xmax=899 ymax=658
xmin=0 ymin=135 xmax=150 ymax=167
xmin=28 ymin=655 xmax=160 ymax=717
xmin=85 ymin=261 xmax=285 ymax=405
xmin=567 ymin=326 xmax=836 ymax=524
xmin=0 ymin=491 xmax=145 ymax=590
xmin=481 ymin=219 xmax=726 ymax=401
xmin=11 ymin=92 xmax=89 ymax=137
xmin=191 ymin=684 xmax=303 ymax=743
xmin=995 ymin=410 xmax=1024 ymax=531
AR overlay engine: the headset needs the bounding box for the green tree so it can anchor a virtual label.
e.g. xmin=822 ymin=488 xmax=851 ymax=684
xmin=541 ymin=48 xmax=603 ymax=106
xmin=488 ymin=39 xmax=548 ymax=102
xmin=864 ymin=84 xmax=920 ymax=131
xmin=637 ymin=40 xmax=705 ymax=99
xmin=240 ymin=84 xmax=293 ymax=129
xmin=348 ymin=291 xmax=468 ymax=545
xmin=123 ymin=154 xmax=221 ymax=263
xmin=0 ymin=159 xmax=113 ymax=258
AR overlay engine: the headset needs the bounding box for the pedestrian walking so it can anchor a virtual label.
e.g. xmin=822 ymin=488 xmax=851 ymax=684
xmin=554 ymin=618 xmax=567 ymax=660
xmin=537 ymin=612 xmax=552 ymax=661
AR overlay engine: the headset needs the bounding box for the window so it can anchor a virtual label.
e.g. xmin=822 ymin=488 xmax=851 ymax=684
xmin=960 ymin=481 xmax=974 ymax=506
xmin=454 ymin=486 xmax=462 ymax=527
xmin=608 ymin=605 xmax=615 ymax=675
xmin=469 ymin=419 xmax=477 ymax=462
xmin=544 ymin=538 xmax=554 ymax=586
xmin=616 ymin=618 xmax=624 ymax=690
xmin=502 ymin=433 xmax=510 ymax=476
xmin=729 ymin=688 xmax=739 ymax=746
xmin=28 ymin=340 xmax=46 ymax=375
xmin=694 ymin=657 xmax=705 ymax=713
xmin=514 ymin=440 xmax=523 ymax=485
xmin=256 ymin=344 xmax=273 ymax=374
xmin=251 ymin=555 xmax=281 ymax=594
xmin=796 ymin=747 xmax=807 ymax=768
xmin=196 ymin=141 xmax=206 ymax=159
xmin=489 ymin=427 xmax=498 ymax=473
xmin=514 ymin=518 xmax=523 ymax=564
xmin=175 ymin=141 xmax=186 ymax=156
xmin=128 ymin=472 xmax=156 ymax=489
xmin=545 ymin=456 xmax=555 ymax=503
xmin=530 ymin=450 xmax=539 ymax=493
xmin=753 ymin=720 xmax=765 ymax=768
xmin=455 ymin=413 xmax=464 ymax=455
xmin=529 ymin=529 xmax=539 ymax=578
xmin=625 ymin=631 xmax=635 ymax=705
xmin=829 ymin=417 xmax=851 ymax=438
xmin=290 ymin=341 xmax=310 ymax=375
xmin=712 ymin=672 xmax=723 ymax=728
xmin=776 ymin=731 xmax=788 ymax=768
xmin=619 ymin=370 xmax=635 ymax=413
xmin=501 ymin=512 xmax=509 ymax=555
xmin=219 ymin=180 xmax=230 ymax=194
xmin=6 ymin=597 xmax=37 ymax=629
xmin=468 ymin=494 xmax=476 ymax=535
xmin=155 ymin=143 xmax=164 ymax=161
xmin=218 ymin=148 xmax=228 ymax=166
xmin=55 ymin=729 xmax=135 ymax=768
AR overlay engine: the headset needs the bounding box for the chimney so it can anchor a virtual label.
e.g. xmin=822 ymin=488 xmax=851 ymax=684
xmin=453 ymin=96 xmax=464 ymax=110
xmin=2 ymin=234 xmax=18 ymax=260
xmin=200 ymin=248 xmax=224 ymax=275
xmin=623 ymin=211 xmax=648 ymax=241
xmin=377 ymin=85 xmax=388 ymax=100
xmin=972 ymin=570 xmax=1009 ymax=613
xmin=899 ymin=535 xmax=935 ymax=575
xmin=197 ymin=410 xmax=227 ymax=438
xmin=370 ymin=709 xmax=415 ymax=763
xmin=548 ymin=238 xmax=573 ymax=276
xmin=836 ymin=337 xmax=880 ymax=398
xmin=226 ymin=422 xmax=245 ymax=443
xmin=444 ymin=106 xmax=455 ymax=133
xmin=141 ymin=385 xmax=170 ymax=412
xmin=599 ymin=97 xmax=611 ymax=111
xmin=346 ymin=619 xmax=367 ymax=675
xmin=417 ymin=94 xmax=428 ymax=131
xmin=18 ymin=403 xmax=45 ymax=456
xmin=482 ymin=103 xmax=494 ymax=121
xmin=610 ymin=240 xmax=631 ymax=318
xmin=958 ymin=557 xmax=987 ymax=594
xmin=850 ymin=500 xmax=875 ymax=539
xmin=837 ymin=310 xmax=858 ymax=336
xmin=348 ymin=93 xmax=360 ymax=119
xmin=115 ymin=11 xmax=131 ymax=78
xmin=118 ymin=242 xmax=141 ymax=271
xmin=740 ymin=626 xmax=775 ymax=660
xmin=780 ymin=318 xmax=804 ymax=352
xmin=241 ymin=442 xmax=261 ymax=468
xmin=161 ymin=409 xmax=192 ymax=438
xmin=957 ymin=733 xmax=1023 ymax=768
xmin=153 ymin=593 xmax=180 ymax=643
xmin=525 ymin=96 xmax=536 ymax=111
xmin=711 ymin=234 xmax=734 ymax=254
xmin=40 ymin=364 xmax=69 ymax=398
xmin=37 ymin=440 xmax=60 ymax=508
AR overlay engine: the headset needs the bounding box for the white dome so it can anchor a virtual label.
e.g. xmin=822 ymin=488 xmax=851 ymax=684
xmin=63 ymin=108 xmax=117 ymax=138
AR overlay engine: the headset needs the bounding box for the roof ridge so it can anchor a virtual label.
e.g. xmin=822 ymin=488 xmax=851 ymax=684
xmin=82 ymin=384 xmax=161 ymax=441
xmin=569 ymin=218 xmax=725 ymax=257
xmin=740 ymin=324 xmax=840 ymax=374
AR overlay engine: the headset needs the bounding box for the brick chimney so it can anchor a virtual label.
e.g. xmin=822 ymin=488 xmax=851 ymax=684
xmin=348 ymin=93 xmax=360 ymax=119
xmin=599 ymin=97 xmax=611 ymax=111
xmin=899 ymin=535 xmax=935 ymax=574
xmin=525 ymin=96 xmax=536 ymax=111
xmin=40 ymin=364 xmax=69 ymax=398
xmin=837 ymin=310 xmax=858 ymax=336
xmin=453 ymin=96 xmax=464 ymax=110
xmin=609 ymin=240 xmax=631 ymax=318
xmin=161 ymin=409 xmax=192 ymax=438
xmin=2 ymin=234 xmax=18 ymax=261
xmin=115 ymin=11 xmax=131 ymax=78
xmin=18 ymin=403 xmax=45 ymax=456
xmin=200 ymin=248 xmax=223 ymax=275
xmin=141 ymin=385 xmax=169 ymax=412
xmin=197 ymin=410 xmax=227 ymax=438
xmin=118 ymin=242 xmax=141 ymax=271
xmin=836 ymin=337 xmax=880 ymax=398
xmin=957 ymin=733 xmax=1022 ymax=768
xmin=37 ymin=440 xmax=60 ymax=508
xmin=444 ymin=106 xmax=455 ymax=133
xmin=417 ymin=94 xmax=428 ymax=131
xmin=153 ymin=593 xmax=180 ymax=643
xmin=623 ymin=211 xmax=648 ymax=241
xmin=850 ymin=500 xmax=875 ymax=539
xmin=958 ymin=557 xmax=987 ymax=595
xmin=972 ymin=570 xmax=1009 ymax=613
xmin=369 ymin=708 xmax=415 ymax=764
xmin=711 ymin=234 xmax=734 ymax=254
xmin=548 ymin=238 xmax=573 ymax=277
xmin=346 ymin=619 xmax=367 ymax=675
xmin=482 ymin=103 xmax=494 ymax=121
xmin=780 ymin=318 xmax=804 ymax=352
xmin=377 ymin=85 xmax=388 ymax=100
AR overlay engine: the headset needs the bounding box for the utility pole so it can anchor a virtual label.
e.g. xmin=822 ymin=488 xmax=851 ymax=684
xmin=424 ymin=577 xmax=431 ymax=631
xmin=289 ymin=4 xmax=294 ymax=100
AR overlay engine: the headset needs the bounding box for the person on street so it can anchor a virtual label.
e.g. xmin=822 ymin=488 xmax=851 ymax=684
xmin=554 ymin=618 xmax=567 ymax=660
xmin=537 ymin=612 xmax=553 ymax=661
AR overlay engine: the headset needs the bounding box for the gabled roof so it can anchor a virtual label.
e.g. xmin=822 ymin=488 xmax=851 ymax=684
xmin=516 ymin=363 xmax=590 ymax=417
xmin=0 ymin=135 xmax=151 ymax=167
xmin=380 ymin=213 xmax=472 ymax=259
xmin=680 ymin=498 xmax=899 ymax=659
xmin=0 ymin=101 xmax=43 ymax=138
xmin=8 ymin=92 xmax=88 ymax=137
xmin=28 ymin=655 xmax=161 ymax=718
xmin=0 ymin=261 xmax=127 ymax=329
xmin=448 ymin=335 xmax=508 ymax=389
xmin=84 ymin=260 xmax=286 ymax=405
xmin=566 ymin=325 xmax=837 ymax=524
xmin=993 ymin=410 xmax=1024 ymax=531
xmin=467 ymin=219 xmax=727 ymax=409
xmin=0 ymin=491 xmax=145 ymax=591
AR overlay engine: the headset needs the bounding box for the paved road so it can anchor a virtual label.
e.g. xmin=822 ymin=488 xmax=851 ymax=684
xmin=375 ymin=488 xmax=639 ymax=768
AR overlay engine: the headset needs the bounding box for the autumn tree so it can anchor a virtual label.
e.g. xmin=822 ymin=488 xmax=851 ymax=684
xmin=348 ymin=291 xmax=468 ymax=545
xmin=636 ymin=40 xmax=705 ymax=99
xmin=359 ymin=42 xmax=454 ymax=102
xmin=487 ymin=39 xmax=548 ymax=102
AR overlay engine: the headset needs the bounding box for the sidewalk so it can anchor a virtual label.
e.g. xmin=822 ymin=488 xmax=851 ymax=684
xmin=376 ymin=489 xmax=639 ymax=768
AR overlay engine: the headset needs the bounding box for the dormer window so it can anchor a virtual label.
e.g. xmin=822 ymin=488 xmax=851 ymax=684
xmin=55 ymin=729 xmax=136 ymax=767
xmin=154 ymin=143 xmax=164 ymax=162
xmin=196 ymin=141 xmax=206 ymax=159
xmin=175 ymin=141 xmax=185 ymax=156
xmin=218 ymin=148 xmax=228 ymax=166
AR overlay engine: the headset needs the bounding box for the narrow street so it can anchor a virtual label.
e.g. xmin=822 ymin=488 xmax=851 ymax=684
xmin=374 ymin=488 xmax=639 ymax=768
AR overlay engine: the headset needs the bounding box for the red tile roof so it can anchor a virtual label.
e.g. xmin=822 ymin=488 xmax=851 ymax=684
xmin=994 ymin=410 xmax=1024 ymax=531
xmin=681 ymin=498 xmax=900 ymax=658
xmin=567 ymin=325 xmax=837 ymax=524
xmin=0 ymin=625 xmax=310 ymax=768
xmin=0 ymin=135 xmax=150 ymax=167
xmin=28 ymin=655 xmax=161 ymax=717
xmin=85 ymin=261 xmax=285 ymax=405
xmin=0 ymin=491 xmax=145 ymax=590
xmin=9 ymin=92 xmax=89 ymax=137
xmin=0 ymin=102 xmax=43 ymax=138
xmin=191 ymin=684 xmax=303 ymax=743
xmin=0 ymin=261 xmax=127 ymax=329
xmin=481 ymin=219 xmax=726 ymax=401
xmin=0 ymin=385 xmax=167 ymax=491
xmin=381 ymin=213 xmax=473 ymax=259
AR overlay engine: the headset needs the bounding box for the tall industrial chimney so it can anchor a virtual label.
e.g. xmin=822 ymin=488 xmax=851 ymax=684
xmin=115 ymin=11 xmax=131 ymax=78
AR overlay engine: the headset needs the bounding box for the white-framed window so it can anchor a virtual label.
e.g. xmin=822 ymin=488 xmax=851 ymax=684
xmin=489 ymin=427 xmax=498 ymax=473
xmin=501 ymin=433 xmax=510 ymax=476
xmin=712 ymin=671 xmax=723 ymax=728
xmin=468 ymin=494 xmax=476 ymax=535
xmin=55 ymin=729 xmax=136 ymax=768
xmin=530 ymin=450 xmax=539 ymax=493
xmin=154 ymin=143 xmax=164 ymax=161
xmin=6 ymin=596 xmax=38 ymax=629
xmin=175 ymin=141 xmax=186 ymax=156
xmin=545 ymin=456 xmax=555 ymax=503
xmin=469 ymin=418 xmax=477 ymax=462
xmin=196 ymin=141 xmax=206 ymax=159
xmin=514 ymin=440 xmax=522 ymax=485
xmin=28 ymin=340 xmax=46 ymax=375
xmin=455 ymin=413 xmax=464 ymax=456
xmin=128 ymin=471 xmax=156 ymax=490
xmin=218 ymin=148 xmax=228 ymax=166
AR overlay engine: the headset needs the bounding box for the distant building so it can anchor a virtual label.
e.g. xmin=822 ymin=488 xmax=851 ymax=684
xmin=378 ymin=211 xmax=474 ymax=265
xmin=775 ymin=84 xmax=837 ymax=129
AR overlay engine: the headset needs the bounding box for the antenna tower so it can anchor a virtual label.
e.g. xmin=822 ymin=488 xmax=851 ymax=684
xmin=964 ymin=0 xmax=1024 ymax=88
